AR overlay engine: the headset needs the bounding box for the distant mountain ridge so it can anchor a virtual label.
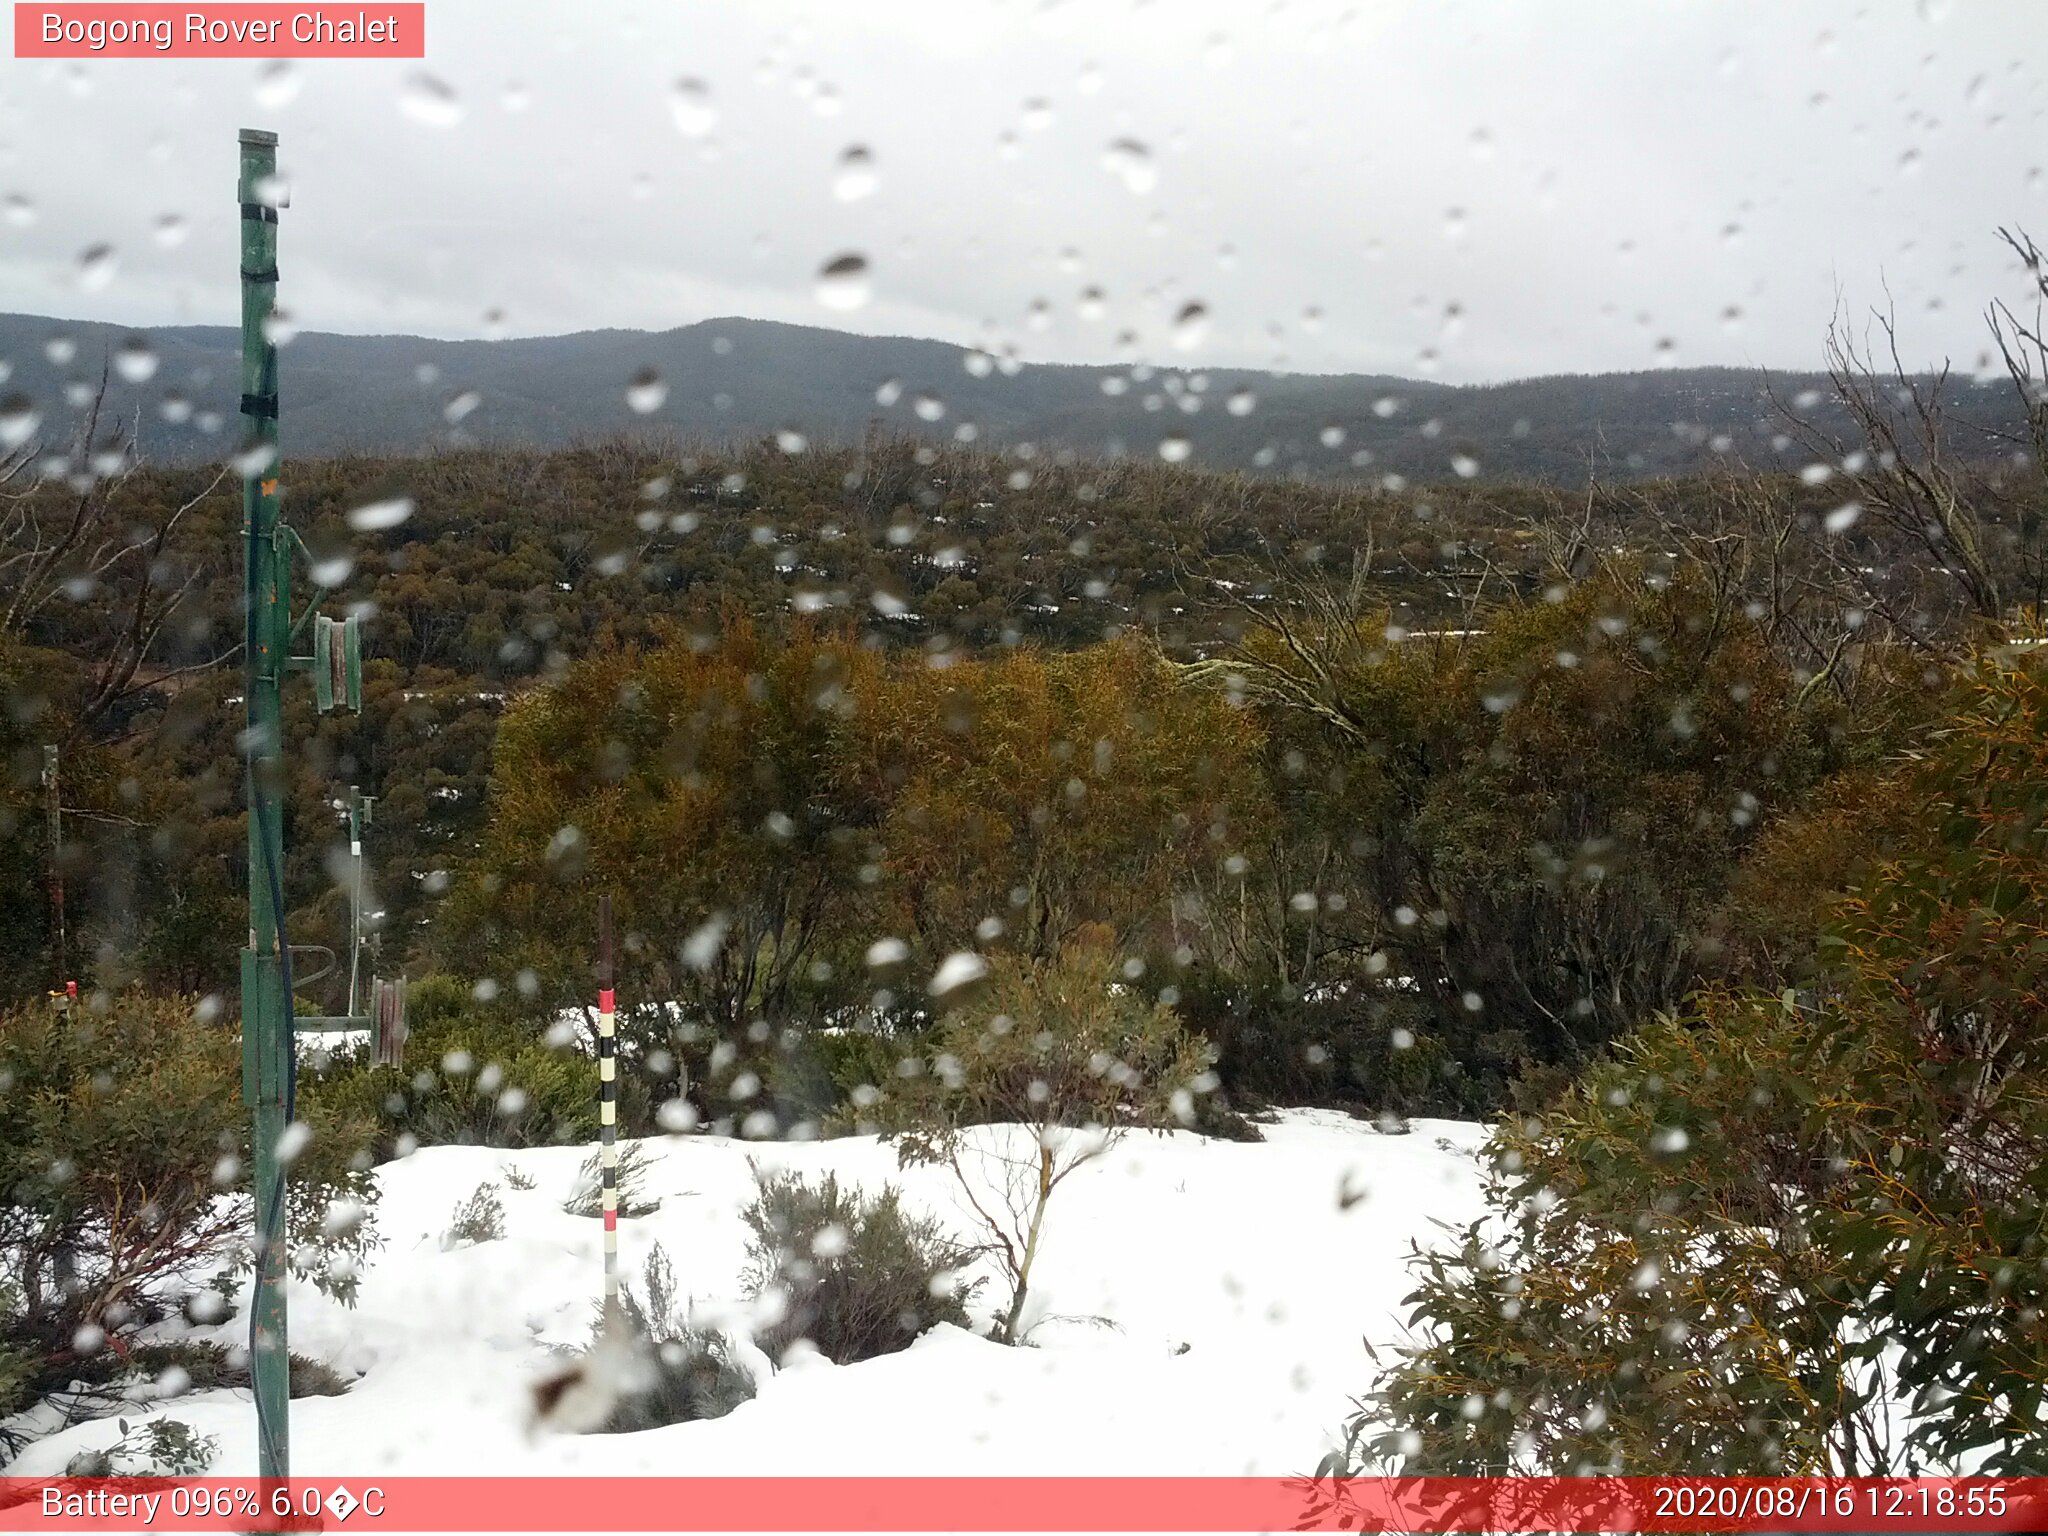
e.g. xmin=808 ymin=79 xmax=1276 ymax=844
xmin=0 ymin=311 xmax=2021 ymax=484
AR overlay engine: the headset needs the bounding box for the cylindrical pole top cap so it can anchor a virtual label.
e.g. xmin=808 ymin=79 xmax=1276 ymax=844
xmin=239 ymin=128 xmax=279 ymax=147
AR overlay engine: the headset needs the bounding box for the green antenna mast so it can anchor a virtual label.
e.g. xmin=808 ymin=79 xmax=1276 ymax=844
xmin=237 ymin=125 xmax=294 ymax=1484
xmin=237 ymin=127 xmax=399 ymax=1483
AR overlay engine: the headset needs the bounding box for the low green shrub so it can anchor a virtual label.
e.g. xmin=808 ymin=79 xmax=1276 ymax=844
xmin=562 ymin=1143 xmax=661 ymax=1219
xmin=443 ymin=1182 xmax=506 ymax=1246
xmin=302 ymin=982 xmax=607 ymax=1158
xmin=64 ymin=1417 xmax=218 ymax=1476
xmin=127 ymin=1339 xmax=353 ymax=1400
xmin=0 ymin=991 xmax=374 ymax=1449
xmin=1171 ymin=968 xmax=1500 ymax=1119
xmin=740 ymin=1167 xmax=980 ymax=1364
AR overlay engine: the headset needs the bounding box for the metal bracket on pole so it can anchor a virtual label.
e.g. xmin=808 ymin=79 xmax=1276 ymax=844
xmin=310 ymin=614 xmax=362 ymax=714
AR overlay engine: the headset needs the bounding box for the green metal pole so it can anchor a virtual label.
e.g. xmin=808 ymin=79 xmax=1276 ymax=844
xmin=237 ymin=126 xmax=292 ymax=1484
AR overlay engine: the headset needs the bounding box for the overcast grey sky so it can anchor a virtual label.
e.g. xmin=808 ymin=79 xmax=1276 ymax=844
xmin=2 ymin=0 xmax=2044 ymax=382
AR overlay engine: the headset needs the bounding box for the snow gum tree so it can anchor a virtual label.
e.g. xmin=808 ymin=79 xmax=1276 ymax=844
xmin=859 ymin=931 xmax=1216 ymax=1344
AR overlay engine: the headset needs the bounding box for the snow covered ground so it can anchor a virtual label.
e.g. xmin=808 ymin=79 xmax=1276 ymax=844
xmin=12 ymin=1111 xmax=1490 ymax=1479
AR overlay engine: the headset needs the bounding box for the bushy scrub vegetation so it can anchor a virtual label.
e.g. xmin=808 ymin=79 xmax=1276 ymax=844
xmin=438 ymin=627 xmax=1262 ymax=1133
xmin=576 ymin=1246 xmax=755 ymax=1434
xmin=855 ymin=935 xmax=1216 ymax=1343
xmin=301 ymin=975 xmax=605 ymax=1160
xmin=0 ymin=990 xmax=375 ymax=1441
xmin=740 ymin=1167 xmax=980 ymax=1364
xmin=1 ymin=420 xmax=1990 ymax=1132
xmin=1190 ymin=561 xmax=1845 ymax=1084
xmin=427 ymin=552 xmax=1885 ymax=1129
xmin=1348 ymin=648 xmax=2048 ymax=1476
xmin=562 ymin=1143 xmax=661 ymax=1219
xmin=4 ymin=435 xmax=1533 ymax=1010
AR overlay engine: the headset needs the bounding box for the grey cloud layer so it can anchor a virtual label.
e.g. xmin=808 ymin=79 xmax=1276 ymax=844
xmin=0 ymin=0 xmax=2042 ymax=382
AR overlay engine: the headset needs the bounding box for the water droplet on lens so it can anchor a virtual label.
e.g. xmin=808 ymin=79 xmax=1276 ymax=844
xmin=1102 ymin=138 xmax=1156 ymax=195
xmin=874 ymin=378 xmax=902 ymax=407
xmin=1021 ymin=97 xmax=1054 ymax=131
xmin=233 ymin=448 xmax=280 ymax=480
xmin=255 ymin=61 xmax=300 ymax=108
xmin=670 ymin=77 xmax=716 ymax=138
xmin=1319 ymin=425 xmax=1345 ymax=449
xmin=262 ymin=309 xmax=298 ymax=347
xmin=815 ymin=252 xmax=871 ymax=311
xmin=1450 ymin=454 xmax=1480 ymax=478
xmin=400 ymin=72 xmax=462 ymax=127
xmin=1157 ymin=434 xmax=1191 ymax=462
xmin=1172 ymin=301 xmax=1209 ymax=351
xmin=776 ymin=429 xmax=808 ymax=454
xmin=1824 ymin=501 xmax=1863 ymax=533
xmin=77 ymin=244 xmax=117 ymax=292
xmin=912 ymin=393 xmax=946 ymax=422
xmin=626 ymin=368 xmax=668 ymax=414
xmin=832 ymin=145 xmax=877 ymax=202
xmin=443 ymin=390 xmax=480 ymax=423
xmin=3 ymin=194 xmax=35 ymax=228
xmin=346 ymin=497 xmax=415 ymax=531
xmin=153 ymin=213 xmax=187 ymax=248
xmin=1226 ymin=388 xmax=1256 ymax=416
xmin=114 ymin=338 xmax=157 ymax=383
xmin=0 ymin=395 xmax=40 ymax=450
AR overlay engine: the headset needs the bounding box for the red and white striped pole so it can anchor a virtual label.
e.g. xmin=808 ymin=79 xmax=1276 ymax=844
xmin=596 ymin=894 xmax=619 ymax=1318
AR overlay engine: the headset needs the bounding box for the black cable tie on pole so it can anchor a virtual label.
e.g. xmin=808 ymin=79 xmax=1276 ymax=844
xmin=239 ymin=201 xmax=278 ymax=223
xmin=240 ymin=392 xmax=279 ymax=419
xmin=240 ymin=265 xmax=279 ymax=283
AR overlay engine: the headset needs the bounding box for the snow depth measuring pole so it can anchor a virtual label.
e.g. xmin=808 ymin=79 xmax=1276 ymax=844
xmin=597 ymin=895 xmax=621 ymax=1315
xmin=237 ymin=126 xmax=396 ymax=1480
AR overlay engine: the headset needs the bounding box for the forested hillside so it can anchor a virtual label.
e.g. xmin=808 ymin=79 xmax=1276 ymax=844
xmin=0 ymin=310 xmax=2024 ymax=481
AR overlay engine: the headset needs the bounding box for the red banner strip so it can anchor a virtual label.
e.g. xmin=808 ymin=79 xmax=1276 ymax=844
xmin=2 ymin=1477 xmax=2045 ymax=1532
xmin=14 ymin=5 xmax=424 ymax=58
